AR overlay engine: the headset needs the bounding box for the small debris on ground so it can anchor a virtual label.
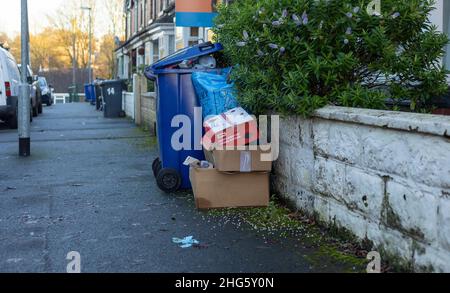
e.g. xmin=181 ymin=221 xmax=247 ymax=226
xmin=172 ymin=236 xmax=200 ymax=248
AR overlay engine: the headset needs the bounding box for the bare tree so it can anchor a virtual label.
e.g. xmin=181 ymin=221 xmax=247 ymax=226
xmin=99 ymin=0 xmax=126 ymax=78
xmin=48 ymin=0 xmax=95 ymax=69
xmin=104 ymin=0 xmax=125 ymax=38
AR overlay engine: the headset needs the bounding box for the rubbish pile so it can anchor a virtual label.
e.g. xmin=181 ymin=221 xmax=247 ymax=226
xmin=185 ymin=106 xmax=273 ymax=210
xmin=145 ymin=42 xmax=276 ymax=209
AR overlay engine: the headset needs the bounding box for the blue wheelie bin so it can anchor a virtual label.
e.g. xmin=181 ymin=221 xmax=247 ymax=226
xmin=84 ymin=84 xmax=95 ymax=104
xmin=145 ymin=42 xmax=225 ymax=193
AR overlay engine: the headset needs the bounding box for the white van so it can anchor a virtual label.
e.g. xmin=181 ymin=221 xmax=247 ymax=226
xmin=0 ymin=46 xmax=21 ymax=129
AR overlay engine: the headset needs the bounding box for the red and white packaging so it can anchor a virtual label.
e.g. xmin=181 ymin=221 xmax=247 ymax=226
xmin=202 ymin=107 xmax=259 ymax=150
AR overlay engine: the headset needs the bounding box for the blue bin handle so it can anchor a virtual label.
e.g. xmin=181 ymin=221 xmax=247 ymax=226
xmin=145 ymin=67 xmax=157 ymax=81
xmin=148 ymin=42 xmax=224 ymax=71
xmin=198 ymin=42 xmax=216 ymax=52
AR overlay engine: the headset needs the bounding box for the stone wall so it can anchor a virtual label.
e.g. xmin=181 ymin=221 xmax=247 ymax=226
xmin=140 ymin=92 xmax=157 ymax=135
xmin=273 ymin=106 xmax=450 ymax=272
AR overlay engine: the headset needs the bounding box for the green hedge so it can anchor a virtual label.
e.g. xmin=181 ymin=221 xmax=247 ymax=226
xmin=213 ymin=0 xmax=449 ymax=116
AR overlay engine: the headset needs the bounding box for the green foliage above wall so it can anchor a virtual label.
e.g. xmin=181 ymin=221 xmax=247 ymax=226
xmin=213 ymin=0 xmax=449 ymax=116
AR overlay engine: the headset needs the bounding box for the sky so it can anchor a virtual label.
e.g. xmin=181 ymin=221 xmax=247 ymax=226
xmin=0 ymin=0 xmax=113 ymax=37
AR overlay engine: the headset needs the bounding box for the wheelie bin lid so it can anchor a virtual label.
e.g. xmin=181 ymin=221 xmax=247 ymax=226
xmin=98 ymin=79 xmax=127 ymax=86
xmin=146 ymin=42 xmax=223 ymax=75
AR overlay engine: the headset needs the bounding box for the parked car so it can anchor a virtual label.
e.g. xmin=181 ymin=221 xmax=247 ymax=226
xmin=18 ymin=64 xmax=42 ymax=116
xmin=0 ymin=46 xmax=31 ymax=129
xmin=37 ymin=76 xmax=54 ymax=106
xmin=0 ymin=47 xmax=18 ymax=128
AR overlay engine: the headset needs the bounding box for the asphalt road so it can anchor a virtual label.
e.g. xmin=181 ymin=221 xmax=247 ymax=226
xmin=0 ymin=103 xmax=357 ymax=273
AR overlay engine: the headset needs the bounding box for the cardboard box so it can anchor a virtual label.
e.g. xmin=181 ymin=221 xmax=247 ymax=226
xmin=189 ymin=166 xmax=270 ymax=209
xmin=203 ymin=107 xmax=259 ymax=149
xmin=204 ymin=145 xmax=273 ymax=172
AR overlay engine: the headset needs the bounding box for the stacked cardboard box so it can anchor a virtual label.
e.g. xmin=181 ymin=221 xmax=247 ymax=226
xmin=189 ymin=107 xmax=274 ymax=210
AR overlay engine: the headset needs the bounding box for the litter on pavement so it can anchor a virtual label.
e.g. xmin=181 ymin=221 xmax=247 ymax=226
xmin=145 ymin=42 xmax=276 ymax=207
xmin=172 ymin=236 xmax=200 ymax=248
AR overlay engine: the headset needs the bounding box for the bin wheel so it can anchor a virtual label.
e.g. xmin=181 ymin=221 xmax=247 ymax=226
xmin=152 ymin=158 xmax=162 ymax=177
xmin=156 ymin=168 xmax=182 ymax=193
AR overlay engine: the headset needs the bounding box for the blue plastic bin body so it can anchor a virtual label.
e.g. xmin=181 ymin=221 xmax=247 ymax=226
xmin=84 ymin=84 xmax=90 ymax=101
xmin=84 ymin=84 xmax=96 ymax=103
xmin=145 ymin=42 xmax=224 ymax=190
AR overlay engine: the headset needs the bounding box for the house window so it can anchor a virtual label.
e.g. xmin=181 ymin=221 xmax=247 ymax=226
xmin=188 ymin=40 xmax=199 ymax=47
xmin=145 ymin=0 xmax=150 ymax=23
xmin=140 ymin=0 xmax=145 ymax=27
xmin=127 ymin=11 xmax=131 ymax=37
xmin=118 ymin=57 xmax=122 ymax=77
xmin=134 ymin=0 xmax=139 ymax=33
xmin=190 ymin=27 xmax=199 ymax=37
xmin=169 ymin=35 xmax=175 ymax=54
xmin=152 ymin=0 xmax=157 ymax=19
xmin=153 ymin=41 xmax=159 ymax=63
xmin=145 ymin=42 xmax=152 ymax=65
xmin=159 ymin=0 xmax=165 ymax=13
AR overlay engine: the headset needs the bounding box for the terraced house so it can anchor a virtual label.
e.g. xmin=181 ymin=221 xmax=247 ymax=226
xmin=115 ymin=0 xmax=214 ymax=80
xmin=115 ymin=0 xmax=175 ymax=80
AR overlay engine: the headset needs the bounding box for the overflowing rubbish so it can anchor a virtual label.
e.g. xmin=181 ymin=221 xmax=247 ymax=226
xmin=195 ymin=55 xmax=217 ymax=69
xmin=172 ymin=236 xmax=200 ymax=248
xmin=192 ymin=68 xmax=238 ymax=119
xmin=145 ymin=42 xmax=226 ymax=193
xmin=205 ymin=145 xmax=273 ymax=173
xmin=189 ymin=162 xmax=270 ymax=210
xmin=189 ymin=106 xmax=274 ymax=209
xmin=202 ymin=107 xmax=259 ymax=150
xmin=183 ymin=157 xmax=213 ymax=169
xmin=146 ymin=42 xmax=223 ymax=71
xmin=145 ymin=41 xmax=278 ymax=206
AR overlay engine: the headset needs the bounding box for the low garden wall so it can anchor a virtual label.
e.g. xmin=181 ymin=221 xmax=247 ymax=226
xmin=140 ymin=92 xmax=157 ymax=135
xmin=273 ymin=106 xmax=450 ymax=272
xmin=122 ymin=92 xmax=135 ymax=120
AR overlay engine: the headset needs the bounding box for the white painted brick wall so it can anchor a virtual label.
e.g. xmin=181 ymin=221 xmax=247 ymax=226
xmin=344 ymin=165 xmax=384 ymax=221
xmin=438 ymin=197 xmax=450 ymax=250
xmin=274 ymin=106 xmax=450 ymax=272
xmin=122 ymin=92 xmax=135 ymax=120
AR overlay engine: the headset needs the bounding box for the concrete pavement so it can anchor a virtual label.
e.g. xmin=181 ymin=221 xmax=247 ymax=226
xmin=0 ymin=103 xmax=361 ymax=273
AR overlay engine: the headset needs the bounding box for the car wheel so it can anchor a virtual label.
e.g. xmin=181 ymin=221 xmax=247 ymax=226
xmin=38 ymin=102 xmax=43 ymax=114
xmin=32 ymin=105 xmax=38 ymax=117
